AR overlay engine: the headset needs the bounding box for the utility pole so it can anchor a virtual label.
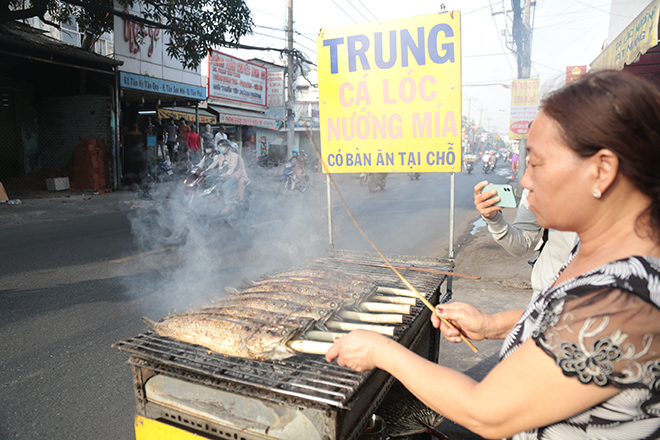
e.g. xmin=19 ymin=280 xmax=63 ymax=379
xmin=286 ymin=0 xmax=296 ymax=156
xmin=510 ymin=0 xmax=535 ymax=184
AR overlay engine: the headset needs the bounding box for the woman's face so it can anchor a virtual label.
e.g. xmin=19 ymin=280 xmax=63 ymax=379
xmin=521 ymin=111 xmax=589 ymax=231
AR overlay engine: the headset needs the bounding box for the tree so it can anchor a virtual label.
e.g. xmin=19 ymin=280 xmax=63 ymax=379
xmin=0 ymin=0 xmax=254 ymax=70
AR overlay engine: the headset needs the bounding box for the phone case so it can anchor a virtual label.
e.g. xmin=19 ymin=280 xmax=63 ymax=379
xmin=482 ymin=184 xmax=517 ymax=208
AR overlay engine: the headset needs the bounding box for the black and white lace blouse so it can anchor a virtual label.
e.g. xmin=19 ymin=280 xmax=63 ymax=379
xmin=501 ymin=253 xmax=660 ymax=440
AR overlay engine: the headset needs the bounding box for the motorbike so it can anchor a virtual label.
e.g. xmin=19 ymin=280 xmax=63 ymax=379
xmin=251 ymin=153 xmax=278 ymax=170
xmin=408 ymin=172 xmax=421 ymax=180
xmin=278 ymin=162 xmax=308 ymax=194
xmin=464 ymin=161 xmax=474 ymax=174
xmin=182 ymin=166 xmax=251 ymax=220
xmin=368 ymin=173 xmax=388 ymax=192
xmin=482 ymin=160 xmax=495 ymax=174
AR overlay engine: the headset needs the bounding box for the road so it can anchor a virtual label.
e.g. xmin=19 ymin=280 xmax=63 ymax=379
xmin=0 ymin=162 xmax=514 ymax=439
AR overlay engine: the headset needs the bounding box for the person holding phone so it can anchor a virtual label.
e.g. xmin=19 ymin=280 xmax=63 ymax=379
xmin=475 ymin=182 xmax=578 ymax=299
xmin=327 ymin=70 xmax=660 ymax=439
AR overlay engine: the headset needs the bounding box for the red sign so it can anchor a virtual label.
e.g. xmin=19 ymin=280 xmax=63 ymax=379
xmin=566 ymin=65 xmax=587 ymax=84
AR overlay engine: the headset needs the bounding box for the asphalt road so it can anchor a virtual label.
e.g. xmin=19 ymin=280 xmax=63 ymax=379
xmin=0 ymin=162 xmax=514 ymax=439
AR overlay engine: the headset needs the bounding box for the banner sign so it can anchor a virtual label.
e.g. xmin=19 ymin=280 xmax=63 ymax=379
xmin=208 ymin=51 xmax=267 ymax=107
xmin=508 ymin=78 xmax=539 ymax=140
xmin=591 ymin=0 xmax=659 ymax=71
xmin=317 ymin=12 xmax=462 ymax=173
xmin=267 ymin=70 xmax=285 ymax=107
xmin=565 ymin=65 xmax=587 ymax=84
xmin=120 ymin=72 xmax=206 ymax=100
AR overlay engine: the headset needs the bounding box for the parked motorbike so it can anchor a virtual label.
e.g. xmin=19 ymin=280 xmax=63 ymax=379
xmin=278 ymin=162 xmax=308 ymax=194
xmin=368 ymin=173 xmax=387 ymax=192
xmin=251 ymin=153 xmax=278 ymax=169
xmin=408 ymin=172 xmax=421 ymax=180
xmin=359 ymin=173 xmax=369 ymax=186
xmin=182 ymin=166 xmax=251 ymax=219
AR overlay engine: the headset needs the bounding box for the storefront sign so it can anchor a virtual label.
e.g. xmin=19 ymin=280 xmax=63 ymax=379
xmin=317 ymin=12 xmax=462 ymax=173
xmin=157 ymin=108 xmax=216 ymax=124
xmin=114 ymin=5 xmax=201 ymax=89
xmin=120 ymin=72 xmax=206 ymax=100
xmin=591 ymin=0 xmax=660 ymax=71
xmin=508 ymin=78 xmax=539 ymax=140
xmin=208 ymin=51 xmax=267 ymax=107
xmin=267 ymin=70 xmax=284 ymax=107
xmin=566 ymin=65 xmax=587 ymax=83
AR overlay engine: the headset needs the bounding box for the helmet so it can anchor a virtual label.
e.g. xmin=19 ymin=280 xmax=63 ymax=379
xmin=292 ymin=149 xmax=299 ymax=156
xmin=219 ymin=139 xmax=232 ymax=147
xmin=229 ymin=142 xmax=239 ymax=151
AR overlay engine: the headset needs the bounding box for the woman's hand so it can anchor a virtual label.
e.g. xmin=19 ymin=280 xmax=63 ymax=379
xmin=474 ymin=181 xmax=501 ymax=220
xmin=325 ymin=330 xmax=389 ymax=372
xmin=431 ymin=302 xmax=493 ymax=343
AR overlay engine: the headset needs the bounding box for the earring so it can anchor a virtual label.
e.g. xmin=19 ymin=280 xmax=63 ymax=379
xmin=592 ymin=189 xmax=602 ymax=199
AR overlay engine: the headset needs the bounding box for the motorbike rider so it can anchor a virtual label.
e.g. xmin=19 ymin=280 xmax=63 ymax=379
xmin=219 ymin=140 xmax=249 ymax=212
xmin=288 ymin=148 xmax=306 ymax=183
xmin=195 ymin=144 xmax=226 ymax=185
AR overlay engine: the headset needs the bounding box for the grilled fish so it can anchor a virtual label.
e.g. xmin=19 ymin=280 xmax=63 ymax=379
xmin=236 ymin=278 xmax=372 ymax=301
xmin=141 ymin=314 xmax=300 ymax=360
xmin=210 ymin=295 xmax=335 ymax=320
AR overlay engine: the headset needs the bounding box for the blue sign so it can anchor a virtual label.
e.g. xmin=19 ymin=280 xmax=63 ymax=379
xmin=119 ymin=72 xmax=207 ymax=100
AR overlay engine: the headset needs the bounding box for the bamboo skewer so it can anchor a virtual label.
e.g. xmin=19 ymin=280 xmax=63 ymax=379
xmin=325 ymin=320 xmax=396 ymax=336
xmin=376 ymin=286 xmax=420 ymax=298
xmin=338 ymin=310 xmax=403 ymax=324
xmin=304 ymin=124 xmax=478 ymax=353
xmin=305 ymin=330 xmax=349 ymax=342
xmin=370 ymin=294 xmax=417 ymax=306
xmin=287 ymin=339 xmax=334 ymax=355
xmin=331 ymin=257 xmax=481 ymax=280
xmin=359 ymin=302 xmax=411 ymax=314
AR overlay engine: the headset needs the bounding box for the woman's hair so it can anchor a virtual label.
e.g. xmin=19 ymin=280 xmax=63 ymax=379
xmin=541 ymin=70 xmax=660 ymax=243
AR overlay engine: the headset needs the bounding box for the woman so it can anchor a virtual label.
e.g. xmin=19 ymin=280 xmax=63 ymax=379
xmin=326 ymin=70 xmax=660 ymax=439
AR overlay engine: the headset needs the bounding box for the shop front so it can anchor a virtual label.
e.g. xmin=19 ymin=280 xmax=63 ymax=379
xmin=591 ymin=0 xmax=660 ymax=87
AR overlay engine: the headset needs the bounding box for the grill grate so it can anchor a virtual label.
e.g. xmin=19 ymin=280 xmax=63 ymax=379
xmin=113 ymin=251 xmax=453 ymax=409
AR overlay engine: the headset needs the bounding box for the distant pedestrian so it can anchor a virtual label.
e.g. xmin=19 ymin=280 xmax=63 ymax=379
xmin=511 ymin=153 xmax=519 ymax=172
xmin=177 ymin=118 xmax=190 ymax=165
xmin=166 ymin=119 xmax=178 ymax=164
xmin=155 ymin=118 xmax=167 ymax=161
xmin=214 ymin=125 xmax=228 ymax=149
xmin=200 ymin=123 xmax=214 ymax=151
xmin=187 ymin=125 xmax=200 ymax=163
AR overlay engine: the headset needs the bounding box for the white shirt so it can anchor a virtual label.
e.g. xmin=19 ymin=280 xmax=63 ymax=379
xmin=482 ymin=189 xmax=579 ymax=298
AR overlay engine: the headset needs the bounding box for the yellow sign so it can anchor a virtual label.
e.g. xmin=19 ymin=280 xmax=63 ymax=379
xmin=508 ymin=78 xmax=539 ymax=140
xmin=157 ymin=108 xmax=217 ymax=125
xmin=317 ymin=12 xmax=462 ymax=173
xmin=591 ymin=0 xmax=659 ymax=71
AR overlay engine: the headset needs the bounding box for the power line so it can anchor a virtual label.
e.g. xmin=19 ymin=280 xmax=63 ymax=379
xmin=356 ymin=0 xmax=379 ymax=21
xmin=330 ymin=0 xmax=359 ymax=24
xmin=342 ymin=0 xmax=372 ymax=23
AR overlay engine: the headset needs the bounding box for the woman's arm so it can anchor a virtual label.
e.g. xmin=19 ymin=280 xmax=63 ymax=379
xmin=327 ymin=331 xmax=619 ymax=439
xmin=430 ymin=302 xmax=524 ymax=343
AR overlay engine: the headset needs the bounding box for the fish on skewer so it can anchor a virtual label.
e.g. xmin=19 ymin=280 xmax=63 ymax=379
xmin=141 ymin=314 xmax=302 ymax=361
xmin=188 ymin=306 xmax=315 ymax=330
xmin=210 ymin=295 xmax=337 ymax=321
xmin=231 ymin=279 xmax=371 ymax=302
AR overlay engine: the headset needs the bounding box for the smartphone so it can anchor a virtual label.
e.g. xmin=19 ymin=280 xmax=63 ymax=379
xmin=481 ymin=184 xmax=518 ymax=208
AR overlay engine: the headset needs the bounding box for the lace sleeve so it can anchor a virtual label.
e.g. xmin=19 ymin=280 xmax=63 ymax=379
xmin=533 ymin=288 xmax=660 ymax=391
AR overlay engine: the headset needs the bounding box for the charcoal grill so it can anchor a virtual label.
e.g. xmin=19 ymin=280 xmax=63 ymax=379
xmin=113 ymin=249 xmax=453 ymax=440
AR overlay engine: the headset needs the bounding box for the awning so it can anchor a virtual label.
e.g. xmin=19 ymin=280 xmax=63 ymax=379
xmin=208 ymin=104 xmax=278 ymax=129
xmin=591 ymin=0 xmax=660 ymax=71
xmin=158 ymin=107 xmax=217 ymax=124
